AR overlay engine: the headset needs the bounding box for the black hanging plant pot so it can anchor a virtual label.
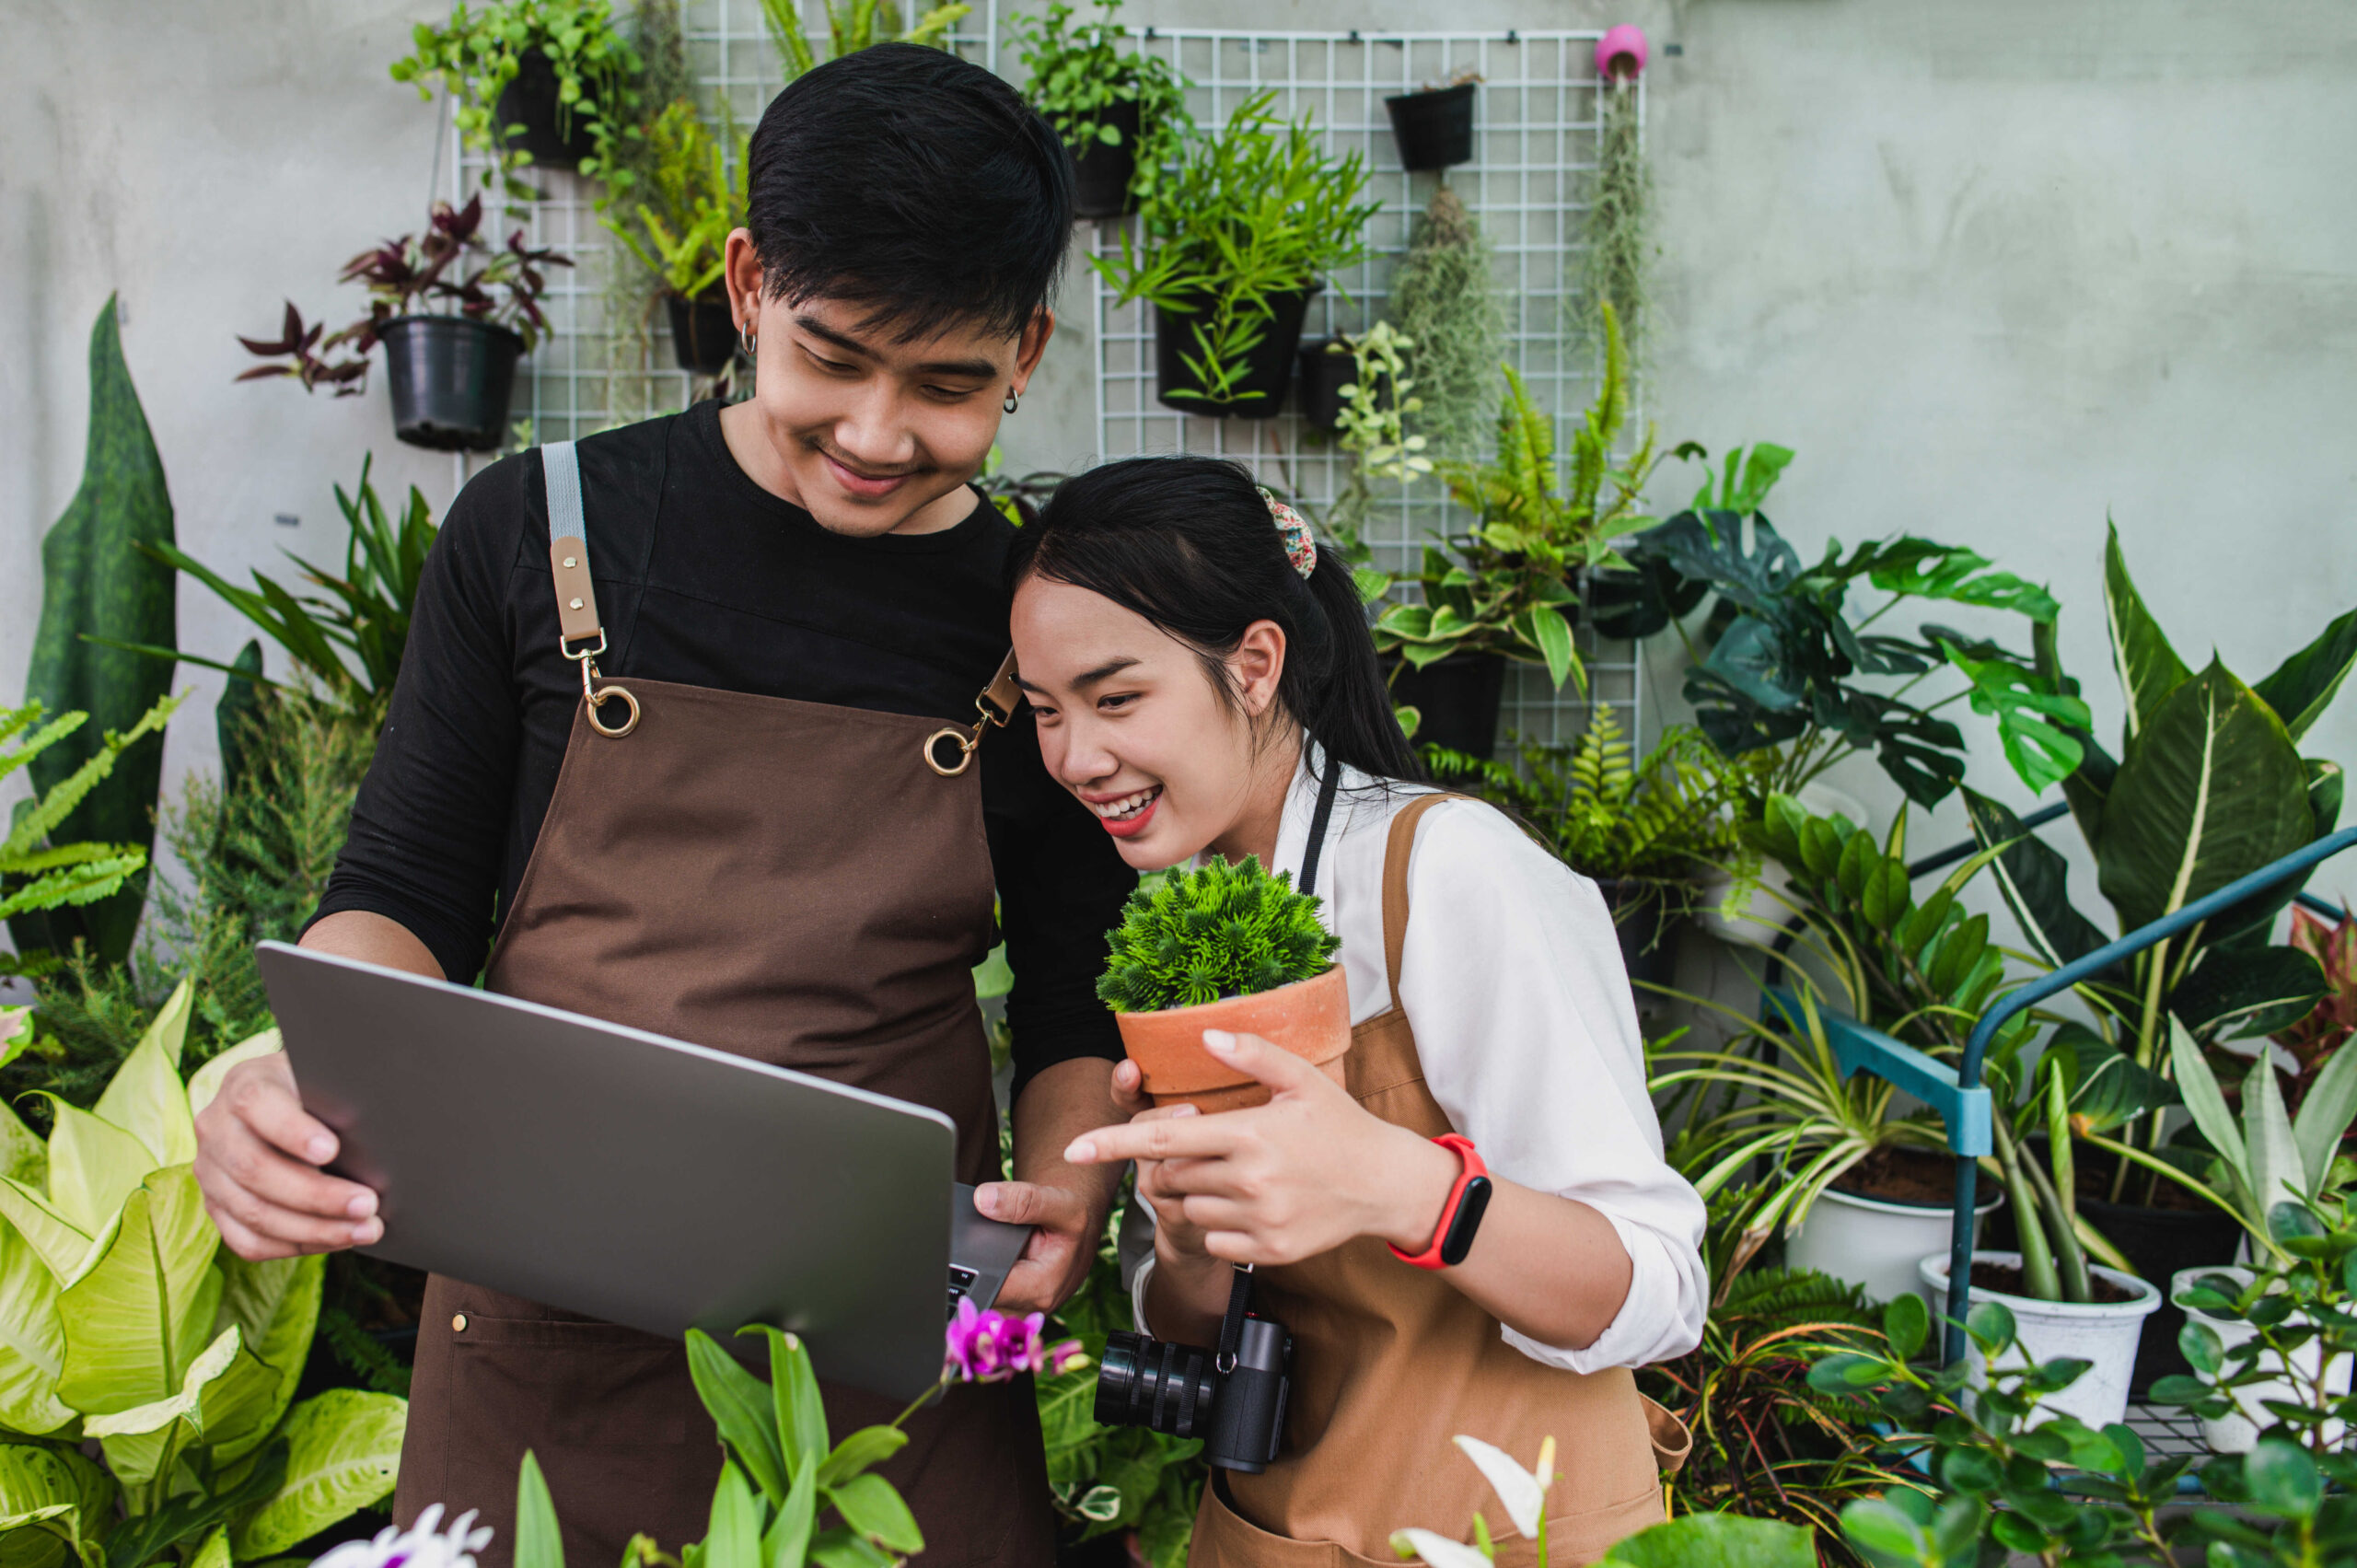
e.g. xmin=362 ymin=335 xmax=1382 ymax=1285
xmin=1068 ymin=99 xmax=1142 ymax=220
xmin=1295 ymin=339 xmax=1356 ymax=430
xmin=379 ymin=315 xmax=523 ymax=453
xmin=1154 ymin=285 xmax=1321 ymax=418
xmin=495 ymin=47 xmax=600 ymax=170
xmin=1597 ymin=878 xmax=1683 ymax=993
xmin=1385 ymin=82 xmax=1477 ymax=172
xmin=1388 ymin=650 xmax=1508 ymax=761
xmin=666 ymin=291 xmax=737 ymax=374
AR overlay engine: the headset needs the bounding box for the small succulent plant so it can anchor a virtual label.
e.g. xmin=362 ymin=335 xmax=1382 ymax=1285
xmin=1098 ymin=854 xmax=1341 ymax=1014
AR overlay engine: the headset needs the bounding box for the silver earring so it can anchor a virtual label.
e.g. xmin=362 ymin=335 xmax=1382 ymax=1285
xmin=738 ymin=326 xmax=757 ymax=361
xmin=1004 ymin=389 xmax=1020 ymax=414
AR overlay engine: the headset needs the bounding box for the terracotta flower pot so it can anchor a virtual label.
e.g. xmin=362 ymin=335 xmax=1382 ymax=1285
xmin=1115 ymin=965 xmax=1352 ymax=1113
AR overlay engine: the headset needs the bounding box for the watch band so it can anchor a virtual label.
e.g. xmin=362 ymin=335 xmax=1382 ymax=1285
xmin=1389 ymin=1134 xmax=1493 ymax=1271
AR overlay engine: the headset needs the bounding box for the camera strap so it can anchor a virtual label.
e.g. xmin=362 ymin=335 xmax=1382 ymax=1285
xmin=1296 ymin=757 xmax=1342 ymax=900
xmin=1214 ymin=1264 xmax=1255 ymax=1373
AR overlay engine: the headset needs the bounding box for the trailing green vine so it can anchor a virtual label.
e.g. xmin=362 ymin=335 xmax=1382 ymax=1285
xmin=1387 ymin=185 xmax=1504 ymax=461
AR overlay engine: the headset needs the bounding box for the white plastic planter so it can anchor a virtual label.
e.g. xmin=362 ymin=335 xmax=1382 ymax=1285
xmin=1696 ymin=784 xmax=1872 ymax=947
xmin=1919 ymin=1251 xmax=2161 ymax=1430
xmin=1785 ymin=1185 xmax=2002 ymax=1306
xmin=2171 ymin=1266 xmax=2351 ymax=1453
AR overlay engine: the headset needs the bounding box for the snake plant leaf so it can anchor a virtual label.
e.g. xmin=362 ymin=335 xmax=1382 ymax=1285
xmin=2292 ymin=1035 xmax=2357 ymax=1194
xmin=210 ymin=1254 xmax=323 ymax=1462
xmin=57 ymin=1168 xmax=223 ymax=1420
xmin=2243 ymin=1053 xmax=2305 ymax=1225
xmin=215 ymin=642 xmax=267 ymax=798
xmin=1961 ymin=791 xmax=2113 ymax=970
xmin=17 ymin=296 xmax=178 ymax=969
xmin=228 ymin=1391 xmax=404 ymax=1559
xmin=0 ymin=1224 xmax=72 ymax=1434
xmin=42 ymin=1103 xmax=160 ymax=1239
xmin=2252 ymin=606 xmax=2357 ymax=742
xmin=2101 ymin=522 xmax=2189 ymax=742
xmin=2170 ymin=944 xmax=2326 ymax=1042
xmin=90 ymin=981 xmax=197 ymax=1168
xmin=2094 ymin=662 xmax=2313 ymax=935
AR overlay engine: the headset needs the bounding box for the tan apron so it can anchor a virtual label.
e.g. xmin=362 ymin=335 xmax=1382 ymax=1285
xmin=392 ymin=442 xmax=1052 ymax=1568
xmin=1190 ymin=794 xmax=1690 ymax=1568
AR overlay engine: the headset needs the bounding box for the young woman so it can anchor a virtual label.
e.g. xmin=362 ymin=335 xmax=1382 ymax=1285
xmin=1008 ymin=457 xmax=1706 ymax=1566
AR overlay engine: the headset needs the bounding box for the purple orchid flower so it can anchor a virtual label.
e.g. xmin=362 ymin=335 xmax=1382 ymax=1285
xmin=943 ymin=1299 xmax=1089 ymax=1383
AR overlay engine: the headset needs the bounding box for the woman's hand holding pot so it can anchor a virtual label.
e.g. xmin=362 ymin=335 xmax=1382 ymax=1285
xmin=1074 ymin=1031 xmax=1458 ymax=1267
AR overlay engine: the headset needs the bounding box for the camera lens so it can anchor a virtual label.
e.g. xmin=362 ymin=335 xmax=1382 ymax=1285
xmin=1094 ymin=1330 xmax=1218 ymax=1437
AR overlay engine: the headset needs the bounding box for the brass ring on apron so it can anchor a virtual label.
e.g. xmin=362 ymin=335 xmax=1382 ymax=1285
xmin=587 ymin=684 xmax=641 ymax=738
xmin=923 ymin=726 xmax=976 ymax=777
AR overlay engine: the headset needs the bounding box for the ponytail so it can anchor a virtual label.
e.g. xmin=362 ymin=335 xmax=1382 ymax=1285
xmin=1008 ymin=456 xmax=1424 ymax=785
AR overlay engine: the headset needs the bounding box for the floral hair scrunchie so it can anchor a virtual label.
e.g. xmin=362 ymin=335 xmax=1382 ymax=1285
xmin=1260 ymin=488 xmax=1318 ymax=579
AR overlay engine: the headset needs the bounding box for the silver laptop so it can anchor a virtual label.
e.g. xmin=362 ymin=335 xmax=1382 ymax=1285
xmin=255 ymin=940 xmax=1031 ymax=1400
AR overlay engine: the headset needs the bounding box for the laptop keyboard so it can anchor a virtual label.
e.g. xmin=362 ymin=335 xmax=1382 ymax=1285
xmin=946 ymin=1264 xmax=979 ymax=1316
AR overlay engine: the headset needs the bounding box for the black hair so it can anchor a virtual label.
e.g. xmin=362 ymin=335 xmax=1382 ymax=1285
xmin=1010 ymin=456 xmax=1425 ymax=786
xmin=746 ymin=43 xmax=1072 ymax=343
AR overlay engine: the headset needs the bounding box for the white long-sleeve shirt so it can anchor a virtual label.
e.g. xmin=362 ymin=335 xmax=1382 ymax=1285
xmin=1130 ymin=748 xmax=1708 ymax=1373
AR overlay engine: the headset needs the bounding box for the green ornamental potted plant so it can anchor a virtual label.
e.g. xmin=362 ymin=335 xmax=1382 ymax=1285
xmin=1094 ymin=91 xmax=1377 ymax=415
xmin=1012 ymin=0 xmax=1190 ymax=221
xmin=1313 ymin=321 xmax=1431 ymax=563
xmin=389 ymin=0 xmax=644 ymax=199
xmin=604 ymin=99 xmax=749 ymax=373
xmin=1098 ymin=854 xmax=1346 ymax=1113
xmin=235 ymin=197 xmax=570 ymax=452
xmin=1369 ymin=304 xmax=1676 ymax=754
xmin=1386 ymin=185 xmax=1504 ymax=463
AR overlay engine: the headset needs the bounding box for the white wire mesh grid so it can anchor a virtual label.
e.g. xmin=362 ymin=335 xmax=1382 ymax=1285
xmin=1085 ymin=27 xmax=1642 ymax=751
xmin=448 ymin=8 xmax=1647 ymax=751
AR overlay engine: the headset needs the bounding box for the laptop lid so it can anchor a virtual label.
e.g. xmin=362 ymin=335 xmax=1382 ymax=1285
xmin=256 ymin=940 xmax=966 ymax=1400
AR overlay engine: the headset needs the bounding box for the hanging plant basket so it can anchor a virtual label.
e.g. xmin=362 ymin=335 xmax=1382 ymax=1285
xmin=1384 ymin=82 xmax=1477 ymax=172
xmin=1153 ymin=285 xmax=1321 ymax=417
xmin=380 ymin=315 xmax=523 ymax=453
xmin=665 ymin=291 xmax=737 ymax=374
xmin=1068 ymin=100 xmax=1142 ymax=220
xmin=495 ymin=48 xmax=600 ymax=171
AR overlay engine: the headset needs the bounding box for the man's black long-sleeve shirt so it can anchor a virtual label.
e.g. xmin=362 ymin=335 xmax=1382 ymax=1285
xmin=312 ymin=400 xmax=1132 ymax=1093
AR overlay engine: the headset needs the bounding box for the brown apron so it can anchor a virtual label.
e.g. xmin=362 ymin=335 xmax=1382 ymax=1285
xmin=1190 ymin=794 xmax=1690 ymax=1568
xmin=392 ymin=443 xmax=1052 ymax=1568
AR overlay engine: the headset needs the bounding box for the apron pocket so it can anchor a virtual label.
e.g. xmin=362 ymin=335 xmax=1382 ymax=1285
xmin=451 ymin=1313 xmax=702 ymax=1446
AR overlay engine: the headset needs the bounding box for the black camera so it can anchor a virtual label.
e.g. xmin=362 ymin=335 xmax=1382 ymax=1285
xmin=1094 ymin=1295 xmax=1293 ymax=1473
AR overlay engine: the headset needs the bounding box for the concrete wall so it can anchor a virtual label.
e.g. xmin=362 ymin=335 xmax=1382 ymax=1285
xmin=7 ymin=0 xmax=2356 ymax=929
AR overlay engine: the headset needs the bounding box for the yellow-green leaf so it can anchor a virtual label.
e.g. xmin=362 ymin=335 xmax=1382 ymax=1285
xmin=92 ymin=982 xmax=197 ymax=1168
xmin=43 ymin=1104 xmax=158 ymax=1237
xmin=0 ymin=1224 xmax=72 ymax=1435
xmin=229 ymin=1390 xmax=407 ymax=1559
xmin=57 ymin=1168 xmax=222 ymax=1420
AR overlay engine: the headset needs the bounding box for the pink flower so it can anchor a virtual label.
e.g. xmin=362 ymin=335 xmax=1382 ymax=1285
xmin=942 ymin=1299 xmax=1090 ymax=1383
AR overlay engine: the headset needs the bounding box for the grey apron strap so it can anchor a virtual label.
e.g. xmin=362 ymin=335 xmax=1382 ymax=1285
xmin=541 ymin=440 xmax=639 ymax=738
xmin=542 ymin=440 xmax=602 ymax=647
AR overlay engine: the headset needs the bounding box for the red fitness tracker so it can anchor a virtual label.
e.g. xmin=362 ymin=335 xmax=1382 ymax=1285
xmin=1389 ymin=1134 xmax=1492 ymax=1270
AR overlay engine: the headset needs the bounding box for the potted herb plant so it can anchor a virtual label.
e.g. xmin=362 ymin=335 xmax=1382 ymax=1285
xmin=1369 ymin=304 xmax=1672 ymax=751
xmin=1094 ymin=91 xmax=1377 ymax=415
xmin=1011 ymin=0 xmax=1190 ymax=221
xmin=236 ymin=197 xmax=570 ymax=452
xmin=1383 ymin=66 xmax=1480 ymax=173
xmin=1098 ymin=854 xmax=1347 ymax=1113
xmin=604 ymin=99 xmax=748 ymax=373
xmin=389 ymin=0 xmax=644 ymax=199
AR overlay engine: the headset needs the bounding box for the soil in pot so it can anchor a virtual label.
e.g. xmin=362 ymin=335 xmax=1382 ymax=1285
xmin=1069 ymin=100 xmax=1142 ymax=219
xmin=1969 ymin=1260 xmax=2137 ymax=1306
xmin=1387 ymin=651 xmax=1507 ymax=762
xmin=496 ymin=47 xmax=601 ymax=170
xmin=1384 ymin=82 xmax=1477 ymax=171
xmin=1116 ymin=965 xmax=1352 ymax=1113
xmin=1833 ymin=1144 xmax=1957 ymax=1206
xmin=1154 ymin=286 xmax=1320 ymax=416
xmin=380 ymin=315 xmax=523 ymax=453
xmin=667 ymin=291 xmax=737 ymax=373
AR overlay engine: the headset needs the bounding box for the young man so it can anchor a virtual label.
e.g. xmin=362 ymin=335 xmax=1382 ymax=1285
xmin=192 ymin=46 xmax=1130 ymax=1568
